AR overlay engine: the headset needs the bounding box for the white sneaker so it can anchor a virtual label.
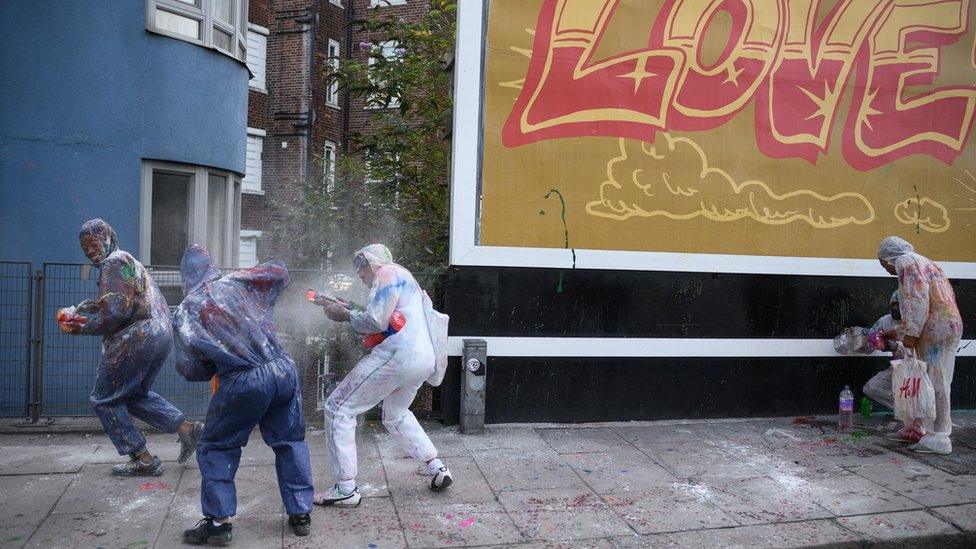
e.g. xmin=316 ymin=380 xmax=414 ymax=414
xmin=429 ymin=467 xmax=453 ymax=492
xmin=313 ymin=484 xmax=362 ymax=508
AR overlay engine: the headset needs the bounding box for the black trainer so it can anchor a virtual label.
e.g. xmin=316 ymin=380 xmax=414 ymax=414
xmin=111 ymin=455 xmax=164 ymax=477
xmin=288 ymin=513 xmax=311 ymax=537
xmin=183 ymin=517 xmax=232 ymax=546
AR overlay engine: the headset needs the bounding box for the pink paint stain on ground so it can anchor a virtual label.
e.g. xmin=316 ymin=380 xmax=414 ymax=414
xmin=458 ymin=517 xmax=476 ymax=528
xmin=138 ymin=481 xmax=172 ymax=492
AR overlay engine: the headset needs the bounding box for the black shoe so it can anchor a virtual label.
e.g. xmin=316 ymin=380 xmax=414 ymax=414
xmin=288 ymin=513 xmax=311 ymax=537
xmin=183 ymin=517 xmax=232 ymax=546
xmin=178 ymin=421 xmax=204 ymax=464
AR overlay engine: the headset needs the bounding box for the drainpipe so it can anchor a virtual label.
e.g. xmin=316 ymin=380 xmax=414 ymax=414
xmin=342 ymin=0 xmax=354 ymax=151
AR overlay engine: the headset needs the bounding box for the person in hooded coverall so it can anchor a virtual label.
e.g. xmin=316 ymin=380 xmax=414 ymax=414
xmin=861 ymin=291 xmax=920 ymax=438
xmin=173 ymin=245 xmax=313 ymax=544
xmin=877 ymin=236 xmax=964 ymax=454
xmin=314 ymin=244 xmax=452 ymax=508
xmin=64 ymin=219 xmax=201 ymax=476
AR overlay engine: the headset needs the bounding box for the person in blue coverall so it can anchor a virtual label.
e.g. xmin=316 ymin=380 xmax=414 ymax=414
xmin=173 ymin=245 xmax=313 ymax=544
xmin=63 ymin=219 xmax=202 ymax=476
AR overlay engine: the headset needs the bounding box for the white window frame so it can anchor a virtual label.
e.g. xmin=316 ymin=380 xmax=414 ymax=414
xmin=140 ymin=160 xmax=242 ymax=268
xmin=323 ymin=140 xmax=337 ymax=193
xmin=326 ymin=39 xmax=341 ymax=108
xmin=366 ymin=40 xmax=400 ymax=109
xmin=146 ymin=0 xmax=249 ymax=63
xmin=371 ymin=0 xmax=406 ymax=7
xmin=246 ymin=24 xmax=269 ymax=93
xmin=244 ymin=127 xmax=265 ymax=194
xmin=238 ymin=229 xmax=263 ymax=268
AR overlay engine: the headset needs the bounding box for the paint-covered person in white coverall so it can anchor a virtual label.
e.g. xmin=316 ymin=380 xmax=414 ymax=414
xmin=861 ymin=291 xmax=920 ymax=440
xmin=314 ymin=244 xmax=452 ymax=507
xmin=878 ymin=236 xmax=964 ymax=454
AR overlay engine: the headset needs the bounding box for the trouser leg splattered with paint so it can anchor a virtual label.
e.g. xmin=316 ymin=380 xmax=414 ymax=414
xmin=911 ymin=330 xmax=962 ymax=453
xmin=92 ymin=320 xmax=185 ymax=456
xmin=325 ymin=339 xmax=437 ymax=483
xmin=196 ymin=357 xmax=313 ymax=518
xmin=862 ymin=367 xmax=894 ymax=410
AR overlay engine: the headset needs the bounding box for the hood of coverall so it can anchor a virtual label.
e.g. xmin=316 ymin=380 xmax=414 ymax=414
xmin=877 ymin=236 xmax=917 ymax=264
xmin=890 ymin=290 xmax=900 ymax=304
xmin=355 ymin=244 xmax=395 ymax=274
xmin=180 ymin=245 xmax=223 ymax=296
xmin=78 ymin=219 xmax=119 ymax=266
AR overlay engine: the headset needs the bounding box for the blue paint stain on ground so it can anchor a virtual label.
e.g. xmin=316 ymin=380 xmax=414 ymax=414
xmin=368 ymin=544 xmax=378 ymax=548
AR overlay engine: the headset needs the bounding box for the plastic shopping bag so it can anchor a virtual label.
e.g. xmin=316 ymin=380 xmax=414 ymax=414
xmin=833 ymin=327 xmax=874 ymax=355
xmin=421 ymin=290 xmax=450 ymax=387
xmin=890 ymin=347 xmax=936 ymax=421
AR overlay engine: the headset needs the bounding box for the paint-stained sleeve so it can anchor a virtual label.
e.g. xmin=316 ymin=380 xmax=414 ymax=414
xmin=897 ymin=258 xmax=930 ymax=338
xmin=173 ymin=327 xmax=217 ymax=382
xmin=350 ymin=265 xmax=400 ymax=334
xmin=78 ymin=256 xmax=138 ymax=335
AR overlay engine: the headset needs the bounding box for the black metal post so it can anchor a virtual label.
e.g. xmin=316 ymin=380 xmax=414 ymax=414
xmin=29 ymin=268 xmax=44 ymax=422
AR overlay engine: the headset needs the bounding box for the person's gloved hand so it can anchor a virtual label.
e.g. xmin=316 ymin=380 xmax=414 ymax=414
xmin=324 ymin=303 xmax=350 ymax=322
xmin=902 ymin=335 xmax=919 ymax=349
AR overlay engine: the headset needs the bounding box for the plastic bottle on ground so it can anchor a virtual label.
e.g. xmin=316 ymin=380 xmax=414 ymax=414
xmin=839 ymin=385 xmax=854 ymax=432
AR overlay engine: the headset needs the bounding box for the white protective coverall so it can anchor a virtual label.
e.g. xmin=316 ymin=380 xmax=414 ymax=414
xmin=878 ymin=236 xmax=964 ymax=454
xmin=324 ymin=244 xmax=438 ymax=483
xmin=862 ymin=292 xmax=903 ymax=411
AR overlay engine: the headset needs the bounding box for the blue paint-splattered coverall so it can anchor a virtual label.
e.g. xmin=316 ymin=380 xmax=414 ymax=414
xmin=71 ymin=219 xmax=186 ymax=457
xmin=173 ymin=245 xmax=313 ymax=518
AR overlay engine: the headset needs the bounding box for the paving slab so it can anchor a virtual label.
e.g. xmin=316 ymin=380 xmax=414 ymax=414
xmin=602 ymin=484 xmax=739 ymax=534
xmin=512 ymin=538 xmax=619 ymax=548
xmin=473 ymin=448 xmax=587 ymax=492
xmin=932 ymin=503 xmax=976 ymax=532
xmin=0 ymin=475 xmax=72 ymax=527
xmin=663 ymin=519 xmax=860 ymax=548
xmin=459 ymin=427 xmax=550 ymax=453
xmin=612 ymin=424 xmax=716 ymax=447
xmin=398 ymin=501 xmax=524 ymax=548
xmin=384 ymin=456 xmax=495 ymax=509
xmin=850 ymin=459 xmax=976 ymax=507
xmin=639 ymin=441 xmax=757 ymax=479
xmin=289 ymin=496 xmax=405 ymax=549
xmin=52 ymin=464 xmax=179 ymax=515
xmin=804 ymin=473 xmax=921 ymax=516
xmin=700 ymin=475 xmax=834 ymax=525
xmin=0 ymin=526 xmax=33 ymax=549
xmin=499 ymin=488 xmax=632 ymax=542
xmin=537 ymin=428 xmax=632 ymax=454
xmin=26 ymin=511 xmax=164 ymax=549
xmin=563 ymin=449 xmax=677 ymax=494
xmin=836 ymin=510 xmax=962 ymax=547
xmin=0 ymin=445 xmax=96 ymax=475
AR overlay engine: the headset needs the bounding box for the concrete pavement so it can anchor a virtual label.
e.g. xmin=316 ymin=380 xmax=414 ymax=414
xmin=3 ymin=413 xmax=976 ymax=547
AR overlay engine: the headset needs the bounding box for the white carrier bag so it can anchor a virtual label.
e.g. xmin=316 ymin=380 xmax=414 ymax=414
xmin=890 ymin=346 xmax=936 ymax=422
xmin=421 ymin=290 xmax=450 ymax=386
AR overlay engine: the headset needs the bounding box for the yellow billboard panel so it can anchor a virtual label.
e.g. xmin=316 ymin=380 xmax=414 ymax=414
xmin=479 ymin=0 xmax=976 ymax=261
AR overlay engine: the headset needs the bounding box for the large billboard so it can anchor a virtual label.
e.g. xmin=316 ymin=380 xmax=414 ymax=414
xmin=451 ymin=0 xmax=976 ymax=277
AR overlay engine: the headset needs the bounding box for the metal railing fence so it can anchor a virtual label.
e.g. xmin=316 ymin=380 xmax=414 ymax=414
xmin=0 ymin=260 xmax=445 ymax=420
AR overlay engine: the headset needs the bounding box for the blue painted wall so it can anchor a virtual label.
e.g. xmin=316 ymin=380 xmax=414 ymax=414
xmin=0 ymin=0 xmax=248 ymax=266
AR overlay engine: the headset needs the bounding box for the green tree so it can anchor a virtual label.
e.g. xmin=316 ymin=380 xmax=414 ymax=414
xmin=274 ymin=0 xmax=456 ymax=278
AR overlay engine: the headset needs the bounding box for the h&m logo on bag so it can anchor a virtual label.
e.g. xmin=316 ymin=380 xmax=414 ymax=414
xmin=899 ymin=378 xmax=922 ymax=399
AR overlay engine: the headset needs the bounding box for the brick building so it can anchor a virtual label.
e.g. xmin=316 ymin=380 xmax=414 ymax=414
xmin=242 ymin=0 xmax=429 ymax=267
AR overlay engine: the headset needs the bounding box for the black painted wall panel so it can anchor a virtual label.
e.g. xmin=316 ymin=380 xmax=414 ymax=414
xmin=445 ymin=267 xmax=976 ymax=339
xmin=478 ymin=356 xmax=976 ymax=424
